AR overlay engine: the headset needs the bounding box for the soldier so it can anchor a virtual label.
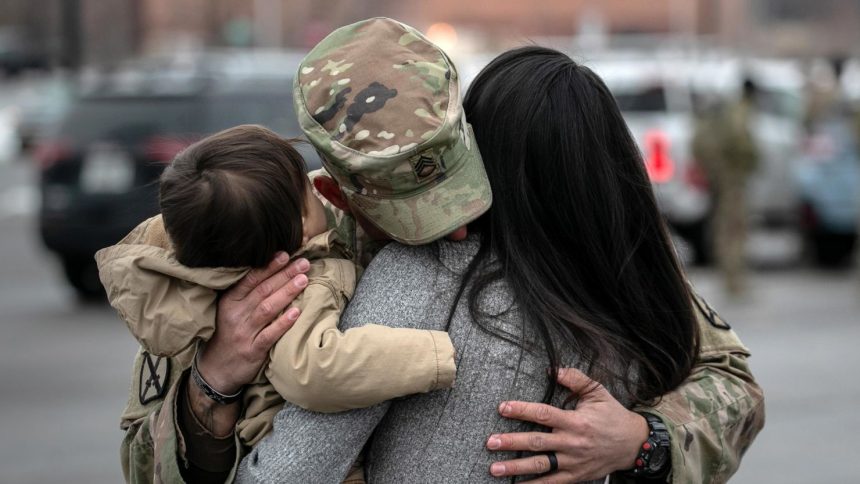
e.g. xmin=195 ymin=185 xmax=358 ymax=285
xmin=119 ymin=18 xmax=763 ymax=484
xmin=693 ymin=79 xmax=760 ymax=297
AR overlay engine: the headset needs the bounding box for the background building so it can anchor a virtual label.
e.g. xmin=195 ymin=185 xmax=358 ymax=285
xmin=2 ymin=0 xmax=859 ymax=69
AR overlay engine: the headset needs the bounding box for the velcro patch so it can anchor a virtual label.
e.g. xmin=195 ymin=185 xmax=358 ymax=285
xmin=139 ymin=351 xmax=170 ymax=405
xmin=692 ymin=293 xmax=731 ymax=330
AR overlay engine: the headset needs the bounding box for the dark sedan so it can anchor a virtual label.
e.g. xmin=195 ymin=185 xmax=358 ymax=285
xmin=37 ymin=53 xmax=319 ymax=298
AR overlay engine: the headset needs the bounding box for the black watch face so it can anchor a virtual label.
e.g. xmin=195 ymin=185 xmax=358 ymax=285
xmin=649 ymin=446 xmax=669 ymax=472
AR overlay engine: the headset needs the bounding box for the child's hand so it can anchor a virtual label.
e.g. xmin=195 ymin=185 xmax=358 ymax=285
xmin=197 ymin=252 xmax=311 ymax=395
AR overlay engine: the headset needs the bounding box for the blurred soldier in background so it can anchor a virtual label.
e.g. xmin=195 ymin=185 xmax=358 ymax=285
xmin=693 ymin=79 xmax=760 ymax=297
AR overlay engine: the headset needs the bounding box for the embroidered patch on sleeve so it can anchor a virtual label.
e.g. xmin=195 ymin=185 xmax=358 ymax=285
xmin=139 ymin=351 xmax=171 ymax=405
xmin=692 ymin=293 xmax=731 ymax=330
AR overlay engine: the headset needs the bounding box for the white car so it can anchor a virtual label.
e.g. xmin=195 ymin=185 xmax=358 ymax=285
xmin=586 ymin=54 xmax=805 ymax=263
xmin=0 ymin=106 xmax=21 ymax=163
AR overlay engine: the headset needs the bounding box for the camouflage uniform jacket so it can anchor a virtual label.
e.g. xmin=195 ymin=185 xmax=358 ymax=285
xmin=628 ymin=292 xmax=765 ymax=483
xmin=692 ymin=99 xmax=760 ymax=192
xmin=119 ymin=184 xmax=764 ymax=484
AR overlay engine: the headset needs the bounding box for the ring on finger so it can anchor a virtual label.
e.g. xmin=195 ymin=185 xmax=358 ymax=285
xmin=545 ymin=451 xmax=558 ymax=473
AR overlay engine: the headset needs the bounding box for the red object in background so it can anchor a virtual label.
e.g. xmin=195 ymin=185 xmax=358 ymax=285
xmin=33 ymin=138 xmax=72 ymax=170
xmin=645 ymin=130 xmax=675 ymax=183
xmin=143 ymin=136 xmax=195 ymax=163
xmin=683 ymin=159 xmax=709 ymax=192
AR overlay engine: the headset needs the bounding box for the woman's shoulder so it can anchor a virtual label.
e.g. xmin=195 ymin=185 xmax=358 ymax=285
xmin=355 ymin=242 xmax=441 ymax=299
xmin=366 ymin=234 xmax=482 ymax=276
xmin=340 ymin=235 xmax=483 ymax=331
xmin=367 ymin=241 xmax=437 ymax=270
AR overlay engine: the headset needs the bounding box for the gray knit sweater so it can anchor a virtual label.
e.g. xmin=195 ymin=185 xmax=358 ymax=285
xmin=237 ymin=236 xmax=617 ymax=483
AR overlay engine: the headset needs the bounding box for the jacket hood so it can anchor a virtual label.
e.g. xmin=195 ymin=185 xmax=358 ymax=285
xmin=95 ymin=216 xmax=248 ymax=356
xmin=95 ymin=215 xmax=349 ymax=357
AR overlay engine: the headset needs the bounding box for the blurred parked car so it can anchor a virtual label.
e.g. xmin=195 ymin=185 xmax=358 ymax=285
xmin=795 ymin=117 xmax=860 ymax=266
xmin=36 ymin=50 xmax=319 ymax=299
xmin=0 ymin=106 xmax=22 ymax=163
xmin=14 ymin=75 xmax=73 ymax=151
xmin=589 ymin=55 xmax=805 ymax=264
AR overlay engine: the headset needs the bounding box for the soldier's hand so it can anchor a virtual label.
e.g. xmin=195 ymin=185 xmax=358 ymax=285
xmin=197 ymin=252 xmax=310 ymax=394
xmin=486 ymin=368 xmax=649 ymax=483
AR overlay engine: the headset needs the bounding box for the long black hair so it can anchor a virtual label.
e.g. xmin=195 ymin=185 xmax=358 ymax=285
xmin=458 ymin=46 xmax=699 ymax=406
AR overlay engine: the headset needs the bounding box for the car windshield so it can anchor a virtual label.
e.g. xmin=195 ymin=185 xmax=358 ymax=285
xmin=59 ymin=88 xmax=301 ymax=146
xmin=59 ymin=96 xmax=197 ymax=146
xmin=202 ymin=91 xmax=300 ymax=135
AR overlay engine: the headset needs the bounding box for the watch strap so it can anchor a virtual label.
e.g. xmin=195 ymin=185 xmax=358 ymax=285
xmin=622 ymin=412 xmax=671 ymax=479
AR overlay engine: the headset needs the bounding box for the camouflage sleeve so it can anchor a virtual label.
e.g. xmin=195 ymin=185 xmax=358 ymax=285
xmin=633 ymin=294 xmax=765 ymax=484
xmin=120 ymin=399 xmax=162 ymax=484
xmin=120 ymin=346 xmax=247 ymax=483
xmin=121 ymin=367 xmax=246 ymax=483
xmin=119 ymin=347 xmax=186 ymax=483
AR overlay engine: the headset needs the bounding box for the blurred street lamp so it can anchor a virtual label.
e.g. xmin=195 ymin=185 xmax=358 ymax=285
xmin=426 ymin=22 xmax=458 ymax=54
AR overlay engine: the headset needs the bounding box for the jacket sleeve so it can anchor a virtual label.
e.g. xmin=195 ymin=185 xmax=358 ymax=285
xmin=119 ymin=347 xmax=184 ymax=484
xmin=631 ymin=294 xmax=766 ymax=484
xmin=264 ymin=279 xmax=456 ymax=413
xmin=120 ymin=401 xmax=167 ymax=484
xmin=120 ymin=347 xmax=245 ymax=484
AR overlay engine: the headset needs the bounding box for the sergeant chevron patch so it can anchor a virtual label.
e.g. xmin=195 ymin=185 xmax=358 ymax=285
xmin=411 ymin=154 xmax=441 ymax=182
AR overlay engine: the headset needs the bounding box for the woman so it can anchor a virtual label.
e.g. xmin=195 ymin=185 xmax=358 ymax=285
xmin=233 ymin=46 xmax=700 ymax=483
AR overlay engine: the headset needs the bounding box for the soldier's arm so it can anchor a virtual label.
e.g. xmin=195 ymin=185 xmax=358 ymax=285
xmin=121 ymin=401 xmax=168 ymax=483
xmin=633 ymin=294 xmax=766 ymax=484
xmin=118 ymin=346 xmax=190 ymax=484
xmin=483 ymin=293 xmax=764 ymax=483
xmin=121 ymin=368 xmax=246 ymax=484
xmin=121 ymin=253 xmax=310 ymax=482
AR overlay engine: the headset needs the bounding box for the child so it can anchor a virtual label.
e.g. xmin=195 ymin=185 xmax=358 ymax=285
xmin=96 ymin=125 xmax=456 ymax=452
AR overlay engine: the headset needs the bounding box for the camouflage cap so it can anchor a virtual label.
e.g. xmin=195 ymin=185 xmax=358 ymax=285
xmin=293 ymin=17 xmax=492 ymax=245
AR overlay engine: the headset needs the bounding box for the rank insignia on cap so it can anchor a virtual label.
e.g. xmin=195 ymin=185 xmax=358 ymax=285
xmin=411 ymin=155 xmax=442 ymax=182
xmin=139 ymin=351 xmax=171 ymax=405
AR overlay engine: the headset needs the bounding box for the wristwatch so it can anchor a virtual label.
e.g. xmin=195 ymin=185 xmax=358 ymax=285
xmin=622 ymin=413 xmax=671 ymax=479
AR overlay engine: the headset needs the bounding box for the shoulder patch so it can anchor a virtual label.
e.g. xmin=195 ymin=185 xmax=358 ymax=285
xmin=692 ymin=293 xmax=731 ymax=330
xmin=139 ymin=351 xmax=171 ymax=405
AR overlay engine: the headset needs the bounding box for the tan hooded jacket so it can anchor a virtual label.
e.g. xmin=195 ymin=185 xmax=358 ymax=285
xmin=96 ymin=215 xmax=456 ymax=446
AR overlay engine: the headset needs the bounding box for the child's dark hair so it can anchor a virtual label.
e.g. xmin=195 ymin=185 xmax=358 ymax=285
xmin=159 ymin=124 xmax=308 ymax=268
